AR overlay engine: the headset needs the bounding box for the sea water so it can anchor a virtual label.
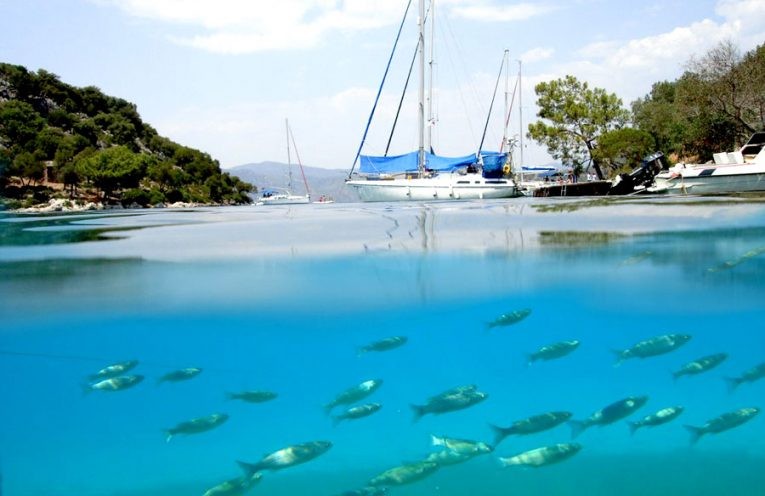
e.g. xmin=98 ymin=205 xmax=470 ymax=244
xmin=0 ymin=199 xmax=764 ymax=496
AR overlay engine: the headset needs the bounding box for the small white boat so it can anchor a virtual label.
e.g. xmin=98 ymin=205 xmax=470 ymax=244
xmin=257 ymin=119 xmax=314 ymax=205
xmin=650 ymin=132 xmax=765 ymax=195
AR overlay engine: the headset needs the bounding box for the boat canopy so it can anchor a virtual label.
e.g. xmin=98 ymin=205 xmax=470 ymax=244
xmin=359 ymin=151 xmax=507 ymax=174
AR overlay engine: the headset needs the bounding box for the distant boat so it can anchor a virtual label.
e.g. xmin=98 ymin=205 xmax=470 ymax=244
xmin=650 ymin=132 xmax=765 ymax=195
xmin=345 ymin=0 xmax=520 ymax=202
xmin=258 ymin=119 xmax=311 ymax=205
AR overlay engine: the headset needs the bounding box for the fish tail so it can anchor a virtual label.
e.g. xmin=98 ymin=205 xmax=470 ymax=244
xmin=331 ymin=416 xmax=343 ymax=427
xmin=610 ymin=349 xmax=625 ymax=367
xmin=323 ymin=403 xmax=335 ymax=416
xmin=498 ymin=456 xmax=518 ymax=468
xmin=671 ymin=370 xmax=682 ymax=382
xmin=724 ymin=376 xmax=742 ymax=394
xmin=568 ymin=419 xmax=588 ymax=439
xmin=430 ymin=434 xmax=445 ymax=447
xmin=627 ymin=421 xmax=640 ymax=436
xmin=225 ymin=392 xmax=236 ymax=401
xmin=236 ymin=460 xmax=262 ymax=476
xmin=410 ymin=404 xmax=426 ymax=423
xmin=488 ymin=423 xmax=511 ymax=446
xmin=525 ymin=354 xmax=534 ymax=367
xmin=684 ymin=425 xmax=704 ymax=445
xmin=81 ymin=383 xmax=94 ymax=396
xmin=164 ymin=430 xmax=174 ymax=443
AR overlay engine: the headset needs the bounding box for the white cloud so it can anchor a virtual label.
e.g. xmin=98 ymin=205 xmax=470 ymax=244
xmin=450 ymin=2 xmax=557 ymax=22
xmin=520 ymin=47 xmax=554 ymax=64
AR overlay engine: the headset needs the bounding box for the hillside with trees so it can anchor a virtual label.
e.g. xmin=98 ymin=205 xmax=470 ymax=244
xmin=0 ymin=63 xmax=254 ymax=209
xmin=527 ymin=41 xmax=765 ymax=179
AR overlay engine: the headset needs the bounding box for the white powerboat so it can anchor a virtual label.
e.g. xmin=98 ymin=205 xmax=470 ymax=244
xmin=650 ymin=132 xmax=765 ymax=195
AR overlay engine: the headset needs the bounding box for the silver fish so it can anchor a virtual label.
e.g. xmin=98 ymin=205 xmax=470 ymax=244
xmin=358 ymin=336 xmax=408 ymax=354
xmin=332 ymin=403 xmax=382 ymax=426
xmin=368 ymin=461 xmax=439 ymax=487
xmin=684 ymin=407 xmax=760 ymax=444
xmin=672 ymin=353 xmax=727 ymax=380
xmin=725 ymin=362 xmax=765 ymax=392
xmin=164 ymin=413 xmax=228 ymax=442
xmin=237 ymin=441 xmax=332 ymax=473
xmin=487 ymin=308 xmax=532 ymax=329
xmin=85 ymin=375 xmax=144 ymax=393
xmin=411 ymin=386 xmax=488 ymax=422
xmin=499 ymin=443 xmax=581 ymax=468
xmin=569 ymin=396 xmax=648 ymax=438
xmin=430 ymin=435 xmax=493 ymax=455
xmin=202 ymin=472 xmax=262 ymax=496
xmin=628 ymin=406 xmax=684 ymax=435
xmin=613 ymin=334 xmax=691 ymax=365
xmin=337 ymin=487 xmax=388 ymax=496
xmin=88 ymin=360 xmax=139 ymax=381
xmin=325 ymin=379 xmax=383 ymax=413
xmin=226 ymin=390 xmax=278 ymax=403
xmin=527 ymin=340 xmax=580 ymax=365
xmin=490 ymin=411 xmax=573 ymax=446
xmin=158 ymin=367 xmax=203 ymax=383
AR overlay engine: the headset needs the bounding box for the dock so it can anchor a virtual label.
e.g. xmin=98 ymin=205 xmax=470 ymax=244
xmin=533 ymin=181 xmax=612 ymax=197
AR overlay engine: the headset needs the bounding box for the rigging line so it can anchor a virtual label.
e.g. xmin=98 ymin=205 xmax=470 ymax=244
xmin=438 ymin=13 xmax=478 ymax=147
xmin=386 ymin=3 xmax=432 ymax=156
xmin=348 ymin=0 xmax=413 ymax=178
xmin=499 ymin=76 xmax=520 ymax=152
xmin=478 ymin=52 xmax=507 ymax=157
xmin=288 ymin=124 xmax=310 ymax=196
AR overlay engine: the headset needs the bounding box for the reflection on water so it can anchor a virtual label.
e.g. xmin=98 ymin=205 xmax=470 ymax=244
xmin=0 ymin=203 xmax=764 ymax=495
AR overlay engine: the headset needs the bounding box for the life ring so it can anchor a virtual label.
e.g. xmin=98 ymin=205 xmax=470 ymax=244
xmin=503 ymin=164 xmax=511 ymax=175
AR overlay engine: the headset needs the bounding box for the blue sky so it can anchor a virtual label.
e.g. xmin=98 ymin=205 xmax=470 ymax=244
xmin=2 ymin=0 xmax=764 ymax=170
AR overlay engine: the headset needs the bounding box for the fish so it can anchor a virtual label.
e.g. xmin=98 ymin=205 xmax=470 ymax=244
xmin=672 ymin=353 xmax=728 ymax=380
xmin=324 ymin=379 xmax=383 ymax=414
xmin=411 ymin=386 xmax=488 ymax=422
xmin=84 ymin=375 xmax=144 ymax=394
xmin=725 ymin=362 xmax=765 ymax=392
xmin=237 ymin=441 xmax=332 ymax=474
xmin=202 ymin=472 xmax=262 ymax=496
xmin=164 ymin=413 xmax=229 ymax=442
xmin=486 ymin=308 xmax=532 ymax=329
xmin=87 ymin=360 xmax=139 ymax=381
xmin=628 ymin=406 xmax=684 ymax=435
xmin=569 ymin=396 xmax=648 ymax=438
xmin=527 ymin=341 xmax=580 ymax=365
xmin=367 ymin=461 xmax=439 ymax=487
xmin=226 ymin=390 xmax=278 ymax=403
xmin=337 ymin=487 xmax=388 ymax=496
xmin=499 ymin=443 xmax=582 ymax=468
xmin=684 ymin=407 xmax=760 ymax=444
xmin=489 ymin=411 xmax=573 ymax=446
xmin=332 ymin=403 xmax=382 ymax=426
xmin=358 ymin=336 xmax=408 ymax=355
xmin=423 ymin=449 xmax=474 ymax=466
xmin=431 ymin=435 xmax=493 ymax=455
xmin=158 ymin=367 xmax=202 ymax=384
xmin=613 ymin=334 xmax=691 ymax=365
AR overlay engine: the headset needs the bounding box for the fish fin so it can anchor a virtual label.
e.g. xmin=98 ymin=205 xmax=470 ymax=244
xmin=610 ymin=349 xmax=625 ymax=367
xmin=410 ymin=404 xmax=425 ymax=423
xmin=236 ymin=460 xmax=262 ymax=476
xmin=723 ymin=377 xmax=741 ymax=394
xmin=627 ymin=421 xmax=640 ymax=436
xmin=488 ymin=423 xmax=510 ymax=447
xmin=568 ymin=419 xmax=588 ymax=439
xmin=684 ymin=425 xmax=704 ymax=444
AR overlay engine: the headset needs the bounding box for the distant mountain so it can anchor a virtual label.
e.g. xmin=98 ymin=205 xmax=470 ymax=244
xmin=228 ymin=162 xmax=358 ymax=203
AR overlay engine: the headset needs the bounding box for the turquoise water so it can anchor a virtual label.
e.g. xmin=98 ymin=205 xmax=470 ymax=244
xmin=1 ymin=202 xmax=764 ymax=495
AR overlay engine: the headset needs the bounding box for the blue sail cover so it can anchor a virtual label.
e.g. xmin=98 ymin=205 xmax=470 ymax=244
xmin=480 ymin=152 xmax=507 ymax=178
xmin=359 ymin=151 xmax=477 ymax=174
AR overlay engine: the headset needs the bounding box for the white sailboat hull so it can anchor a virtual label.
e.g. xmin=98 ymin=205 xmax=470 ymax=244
xmin=346 ymin=174 xmax=519 ymax=202
xmin=258 ymin=194 xmax=311 ymax=205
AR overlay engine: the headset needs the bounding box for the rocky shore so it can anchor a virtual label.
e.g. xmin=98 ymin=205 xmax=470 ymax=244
xmin=11 ymin=198 xmax=205 ymax=213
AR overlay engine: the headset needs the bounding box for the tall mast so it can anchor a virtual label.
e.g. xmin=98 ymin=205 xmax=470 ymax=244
xmin=285 ymin=118 xmax=293 ymax=190
xmin=426 ymin=0 xmax=435 ymax=153
xmin=518 ymin=60 xmax=524 ymax=169
xmin=417 ymin=0 xmax=426 ymax=173
xmin=502 ymin=49 xmax=509 ymax=153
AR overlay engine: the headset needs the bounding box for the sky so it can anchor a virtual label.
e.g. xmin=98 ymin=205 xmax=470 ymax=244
xmin=1 ymin=0 xmax=764 ymax=170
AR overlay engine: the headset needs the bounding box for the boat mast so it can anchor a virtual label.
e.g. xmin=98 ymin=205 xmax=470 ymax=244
xmin=502 ymin=49 xmax=509 ymax=154
xmin=417 ymin=0 xmax=426 ymax=174
xmin=426 ymin=0 xmax=435 ymax=154
xmin=285 ymin=118 xmax=293 ymax=190
xmin=518 ymin=60 xmax=524 ymax=169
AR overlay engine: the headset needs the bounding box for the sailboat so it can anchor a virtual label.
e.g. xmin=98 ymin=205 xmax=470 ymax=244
xmin=345 ymin=0 xmax=520 ymax=202
xmin=258 ymin=119 xmax=311 ymax=205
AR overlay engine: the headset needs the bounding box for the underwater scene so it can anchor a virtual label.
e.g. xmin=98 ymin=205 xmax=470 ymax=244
xmin=1 ymin=200 xmax=764 ymax=496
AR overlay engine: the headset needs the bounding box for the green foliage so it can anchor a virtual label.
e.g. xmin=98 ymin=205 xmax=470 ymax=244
xmin=0 ymin=62 xmax=253 ymax=206
xmin=594 ymin=128 xmax=656 ymax=175
xmin=527 ymin=75 xmax=629 ymax=179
